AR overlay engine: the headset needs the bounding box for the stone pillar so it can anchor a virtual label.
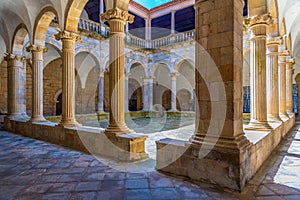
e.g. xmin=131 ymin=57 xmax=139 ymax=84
xmin=125 ymin=22 xmax=129 ymax=33
xmin=5 ymin=54 xmax=26 ymax=119
xmin=266 ymin=37 xmax=281 ymax=122
xmin=142 ymin=78 xmax=151 ymax=111
xmin=246 ymin=14 xmax=272 ymax=131
xmin=125 ymin=75 xmax=129 ymax=112
xmin=145 ymin=18 xmax=152 ymax=40
xmin=170 ymin=73 xmax=178 ymax=111
xmin=171 ymin=10 xmax=176 ymax=34
xmin=101 ymin=8 xmax=134 ymax=134
xmin=156 ymin=0 xmax=251 ymax=191
xmin=97 ymin=73 xmax=104 ymax=113
xmin=286 ymin=57 xmax=295 ymax=114
xmin=148 ymin=78 xmax=154 ymax=111
xmin=55 ymin=31 xmax=81 ymax=127
xmin=26 ymin=45 xmax=47 ymax=122
xmin=99 ymin=0 xmax=104 ymax=20
xmin=278 ymin=50 xmax=289 ymax=119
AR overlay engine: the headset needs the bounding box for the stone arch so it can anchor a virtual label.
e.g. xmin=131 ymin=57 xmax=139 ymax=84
xmin=75 ymin=51 xmax=99 ymax=89
xmin=268 ymin=0 xmax=279 ymax=36
xmin=65 ymin=0 xmax=90 ymax=32
xmin=153 ymin=63 xmax=171 ymax=111
xmin=176 ymin=89 xmax=193 ymax=111
xmin=54 ymin=89 xmax=63 ymax=116
xmin=43 ymin=43 xmax=62 ymax=69
xmin=175 ymin=58 xmax=195 ymax=72
xmin=33 ymin=6 xmax=58 ymax=46
xmin=152 ymin=62 xmax=172 ymax=77
xmin=12 ymin=24 xmax=29 ymax=55
xmin=126 ymin=61 xmax=147 ymax=76
xmin=128 ymin=78 xmax=143 ymax=111
xmin=248 ymin=0 xmax=267 ymax=16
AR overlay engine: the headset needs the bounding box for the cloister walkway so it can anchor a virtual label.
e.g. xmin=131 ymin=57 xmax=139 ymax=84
xmin=1 ymin=124 xmax=300 ymax=199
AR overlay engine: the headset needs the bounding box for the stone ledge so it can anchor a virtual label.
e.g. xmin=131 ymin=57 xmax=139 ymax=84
xmin=4 ymin=118 xmax=148 ymax=162
xmin=156 ymin=114 xmax=295 ymax=191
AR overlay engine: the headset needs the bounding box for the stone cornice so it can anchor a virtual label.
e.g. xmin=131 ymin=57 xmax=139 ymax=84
xmin=26 ymin=45 xmax=47 ymax=53
xmin=55 ymin=31 xmax=81 ymax=42
xmin=100 ymin=8 xmax=134 ymax=24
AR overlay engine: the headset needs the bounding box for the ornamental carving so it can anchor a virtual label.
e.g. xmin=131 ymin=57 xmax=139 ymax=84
xmin=266 ymin=36 xmax=282 ymax=46
xmin=26 ymin=45 xmax=47 ymax=53
xmin=55 ymin=31 xmax=81 ymax=42
xmin=100 ymin=8 xmax=134 ymax=24
xmin=4 ymin=54 xmax=24 ymax=62
xmin=287 ymin=58 xmax=295 ymax=65
xmin=247 ymin=13 xmax=273 ymax=27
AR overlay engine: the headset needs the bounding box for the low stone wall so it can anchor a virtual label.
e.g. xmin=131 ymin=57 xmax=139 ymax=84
xmin=4 ymin=118 xmax=148 ymax=162
xmin=156 ymin=114 xmax=295 ymax=191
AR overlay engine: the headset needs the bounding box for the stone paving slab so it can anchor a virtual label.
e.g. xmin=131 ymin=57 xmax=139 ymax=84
xmin=1 ymin=124 xmax=300 ymax=199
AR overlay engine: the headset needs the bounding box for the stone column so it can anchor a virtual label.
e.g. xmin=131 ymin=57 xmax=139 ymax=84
xmin=170 ymin=73 xmax=178 ymax=111
xmin=97 ymin=73 xmax=104 ymax=113
xmin=148 ymin=78 xmax=154 ymax=111
xmin=55 ymin=31 xmax=81 ymax=127
xmin=278 ymin=50 xmax=289 ymax=119
xmin=101 ymin=8 xmax=134 ymax=134
xmin=26 ymin=45 xmax=47 ymax=122
xmin=5 ymin=54 xmax=26 ymax=119
xmin=99 ymin=0 xmax=104 ymax=20
xmin=246 ymin=14 xmax=272 ymax=131
xmin=125 ymin=22 xmax=129 ymax=33
xmin=125 ymin=75 xmax=129 ymax=112
xmin=286 ymin=57 xmax=295 ymax=114
xmin=145 ymin=18 xmax=152 ymax=40
xmin=142 ymin=78 xmax=150 ymax=111
xmin=171 ymin=10 xmax=176 ymax=34
xmin=266 ymin=37 xmax=281 ymax=122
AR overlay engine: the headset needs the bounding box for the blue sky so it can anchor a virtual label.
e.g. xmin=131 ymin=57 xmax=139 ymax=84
xmin=134 ymin=0 xmax=172 ymax=9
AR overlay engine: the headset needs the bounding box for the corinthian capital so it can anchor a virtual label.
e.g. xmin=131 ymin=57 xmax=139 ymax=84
xmin=100 ymin=8 xmax=134 ymax=24
xmin=26 ymin=45 xmax=47 ymax=53
xmin=55 ymin=31 xmax=81 ymax=42
xmin=266 ymin=36 xmax=282 ymax=46
xmin=247 ymin=13 xmax=273 ymax=27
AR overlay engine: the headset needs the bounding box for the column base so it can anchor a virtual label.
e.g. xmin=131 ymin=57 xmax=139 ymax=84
xmin=30 ymin=116 xmax=47 ymax=122
xmin=58 ymin=119 xmax=81 ymax=127
xmin=267 ymin=114 xmax=282 ymax=124
xmin=104 ymin=124 xmax=134 ymax=135
xmin=245 ymin=120 xmax=272 ymax=131
xmin=279 ymin=113 xmax=290 ymax=122
xmin=6 ymin=113 xmax=27 ymax=120
xmin=156 ymin=134 xmax=251 ymax=191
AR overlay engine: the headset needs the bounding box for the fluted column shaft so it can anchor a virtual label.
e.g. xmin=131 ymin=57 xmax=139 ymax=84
xmin=5 ymin=54 xmax=26 ymax=119
xmin=125 ymin=75 xmax=129 ymax=112
xmin=278 ymin=50 xmax=289 ymax=119
xmin=142 ymin=78 xmax=149 ymax=111
xmin=266 ymin=37 xmax=281 ymax=122
xmin=148 ymin=78 xmax=154 ymax=111
xmin=286 ymin=58 xmax=295 ymax=113
xmin=27 ymin=45 xmax=47 ymax=122
xmin=246 ymin=14 xmax=272 ymax=130
xmin=170 ymin=73 xmax=178 ymax=111
xmin=55 ymin=31 xmax=81 ymax=127
xmin=101 ymin=8 xmax=134 ymax=134
xmin=97 ymin=74 xmax=104 ymax=112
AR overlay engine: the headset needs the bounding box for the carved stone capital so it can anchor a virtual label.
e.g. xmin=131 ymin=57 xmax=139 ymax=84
xmin=26 ymin=45 xmax=47 ymax=53
xmin=279 ymin=49 xmax=290 ymax=57
xmin=100 ymin=8 xmax=134 ymax=24
xmin=287 ymin=57 xmax=295 ymax=65
xmin=55 ymin=31 xmax=81 ymax=42
xmin=247 ymin=13 xmax=273 ymax=27
xmin=267 ymin=36 xmax=282 ymax=46
xmin=5 ymin=54 xmax=24 ymax=62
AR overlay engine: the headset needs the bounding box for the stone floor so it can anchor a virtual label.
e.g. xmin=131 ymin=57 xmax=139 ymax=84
xmin=1 ymin=124 xmax=300 ymax=199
